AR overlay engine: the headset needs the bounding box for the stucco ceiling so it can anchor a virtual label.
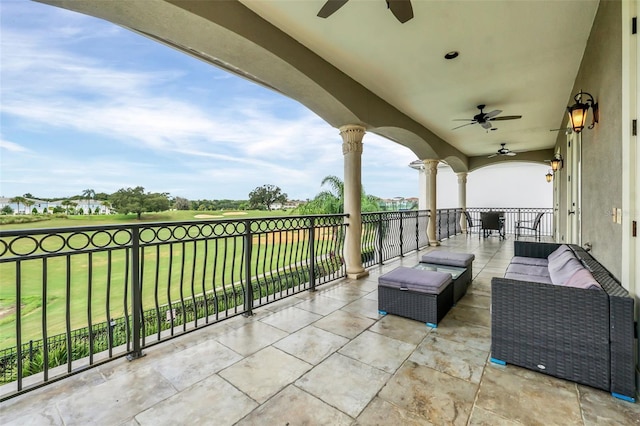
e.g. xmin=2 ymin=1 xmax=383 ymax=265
xmin=39 ymin=0 xmax=600 ymax=167
xmin=239 ymin=0 xmax=599 ymax=158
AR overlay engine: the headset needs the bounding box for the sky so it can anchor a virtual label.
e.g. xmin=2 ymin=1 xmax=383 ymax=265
xmin=0 ymin=1 xmax=552 ymax=208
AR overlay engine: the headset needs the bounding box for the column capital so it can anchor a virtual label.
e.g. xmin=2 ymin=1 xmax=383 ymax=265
xmin=340 ymin=125 xmax=366 ymax=155
xmin=456 ymin=172 xmax=468 ymax=184
xmin=423 ymin=159 xmax=439 ymax=175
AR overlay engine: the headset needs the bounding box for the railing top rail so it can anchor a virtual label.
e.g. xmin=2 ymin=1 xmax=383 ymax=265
xmin=0 ymin=213 xmax=349 ymax=237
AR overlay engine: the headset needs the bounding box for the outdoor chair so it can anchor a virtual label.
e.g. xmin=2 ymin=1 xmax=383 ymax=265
xmin=515 ymin=212 xmax=544 ymax=241
xmin=462 ymin=211 xmax=481 ymax=236
xmin=481 ymin=211 xmax=505 ymax=239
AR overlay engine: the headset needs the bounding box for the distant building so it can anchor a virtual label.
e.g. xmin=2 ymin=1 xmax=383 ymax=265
xmin=0 ymin=197 xmax=112 ymax=215
xmin=378 ymin=197 xmax=418 ymax=211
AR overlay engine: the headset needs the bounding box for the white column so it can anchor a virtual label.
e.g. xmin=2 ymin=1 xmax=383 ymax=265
xmin=457 ymin=172 xmax=468 ymax=233
xmin=424 ymin=159 xmax=440 ymax=246
xmin=418 ymin=168 xmax=428 ymax=210
xmin=341 ymin=124 xmax=369 ymax=279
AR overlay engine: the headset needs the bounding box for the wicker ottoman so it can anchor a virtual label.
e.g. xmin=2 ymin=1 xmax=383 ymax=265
xmin=378 ymin=267 xmax=454 ymax=328
xmin=421 ymin=251 xmax=474 ymax=303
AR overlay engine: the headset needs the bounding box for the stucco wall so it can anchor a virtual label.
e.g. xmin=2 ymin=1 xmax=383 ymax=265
xmin=557 ymin=0 xmax=622 ymax=277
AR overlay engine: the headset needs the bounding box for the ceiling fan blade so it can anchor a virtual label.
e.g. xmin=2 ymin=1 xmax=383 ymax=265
xmin=481 ymin=121 xmax=493 ymax=130
xmin=452 ymin=119 xmax=475 ymax=121
xmin=387 ymin=0 xmax=414 ymax=23
xmin=484 ymin=109 xmax=502 ymax=119
xmin=505 ymin=152 xmax=517 ymax=156
xmin=451 ymin=122 xmax=476 ymax=130
xmin=491 ymin=115 xmax=522 ymax=121
xmin=487 ymin=153 xmax=498 ymax=158
xmin=317 ymin=0 xmax=349 ymax=18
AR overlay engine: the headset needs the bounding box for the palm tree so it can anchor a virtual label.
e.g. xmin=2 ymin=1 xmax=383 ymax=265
xmin=297 ymin=175 xmax=380 ymax=214
xmin=10 ymin=196 xmax=26 ymax=214
xmin=60 ymin=199 xmax=77 ymax=215
xmin=81 ymin=189 xmax=95 ymax=215
xmin=23 ymin=199 xmax=35 ymax=214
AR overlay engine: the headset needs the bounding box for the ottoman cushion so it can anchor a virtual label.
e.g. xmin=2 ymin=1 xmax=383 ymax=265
xmin=378 ymin=267 xmax=452 ymax=294
xmin=421 ymin=251 xmax=474 ymax=268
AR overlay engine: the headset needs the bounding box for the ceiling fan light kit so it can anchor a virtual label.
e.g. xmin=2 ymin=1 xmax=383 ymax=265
xmin=567 ymin=90 xmax=598 ymax=133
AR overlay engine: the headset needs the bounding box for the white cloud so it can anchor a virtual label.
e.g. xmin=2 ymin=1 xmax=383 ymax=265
xmin=0 ymin=138 xmax=29 ymax=153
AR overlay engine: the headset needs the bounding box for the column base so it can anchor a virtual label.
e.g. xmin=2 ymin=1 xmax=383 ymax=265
xmin=347 ymin=270 xmax=370 ymax=280
xmin=429 ymin=241 xmax=441 ymax=247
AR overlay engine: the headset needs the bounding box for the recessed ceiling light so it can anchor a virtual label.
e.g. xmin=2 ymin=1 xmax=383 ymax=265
xmin=444 ymin=51 xmax=459 ymax=60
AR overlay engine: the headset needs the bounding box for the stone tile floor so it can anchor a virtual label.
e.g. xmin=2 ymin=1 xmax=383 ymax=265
xmin=1 ymin=235 xmax=638 ymax=425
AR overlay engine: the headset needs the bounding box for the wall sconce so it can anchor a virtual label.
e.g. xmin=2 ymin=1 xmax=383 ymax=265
xmin=567 ymin=91 xmax=598 ymax=133
xmin=550 ymin=153 xmax=563 ymax=172
xmin=545 ymin=169 xmax=553 ymax=183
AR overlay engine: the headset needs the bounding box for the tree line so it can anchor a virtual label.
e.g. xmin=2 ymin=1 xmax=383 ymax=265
xmin=3 ymin=176 xmax=398 ymax=219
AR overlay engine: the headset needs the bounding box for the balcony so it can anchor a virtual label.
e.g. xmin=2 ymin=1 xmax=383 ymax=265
xmin=1 ymin=212 xmax=637 ymax=424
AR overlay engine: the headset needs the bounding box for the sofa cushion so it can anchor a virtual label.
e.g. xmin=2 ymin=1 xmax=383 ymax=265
xmin=506 ymin=263 xmax=550 ymax=278
xmin=547 ymin=244 xmax=572 ymax=261
xmin=510 ymin=256 xmax=549 ymax=267
xmin=503 ymin=271 xmax=553 ymax=284
xmin=547 ymin=250 xmax=577 ymax=269
xmin=549 ymin=257 xmax=585 ymax=285
xmin=564 ymin=268 xmax=602 ymax=290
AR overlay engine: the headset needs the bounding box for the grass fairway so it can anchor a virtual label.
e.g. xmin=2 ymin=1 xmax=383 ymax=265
xmin=0 ymin=209 xmax=341 ymax=350
xmin=0 ymin=209 xmax=290 ymax=231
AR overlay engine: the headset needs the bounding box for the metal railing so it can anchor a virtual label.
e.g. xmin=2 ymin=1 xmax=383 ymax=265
xmin=0 ymin=215 xmax=349 ymax=397
xmin=360 ymin=210 xmax=430 ymax=267
xmin=465 ymin=207 xmax=554 ymax=237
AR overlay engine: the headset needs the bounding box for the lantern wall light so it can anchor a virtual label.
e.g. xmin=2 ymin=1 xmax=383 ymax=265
xmin=545 ymin=169 xmax=554 ymax=183
xmin=550 ymin=153 xmax=564 ymax=172
xmin=567 ymin=91 xmax=598 ymax=133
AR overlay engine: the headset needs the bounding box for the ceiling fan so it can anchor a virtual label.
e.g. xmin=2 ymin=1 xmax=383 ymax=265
xmin=317 ymin=0 xmax=414 ymax=23
xmin=488 ymin=143 xmax=517 ymax=158
xmin=452 ymin=104 xmax=522 ymax=130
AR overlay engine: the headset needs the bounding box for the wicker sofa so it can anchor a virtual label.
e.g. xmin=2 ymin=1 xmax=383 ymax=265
xmin=491 ymin=241 xmax=636 ymax=402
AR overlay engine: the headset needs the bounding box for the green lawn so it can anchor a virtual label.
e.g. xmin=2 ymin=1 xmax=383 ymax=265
xmin=0 ymin=209 xmax=290 ymax=231
xmin=0 ymin=210 xmax=342 ymax=350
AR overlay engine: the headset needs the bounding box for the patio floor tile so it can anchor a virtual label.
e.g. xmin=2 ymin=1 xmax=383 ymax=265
xmin=339 ymin=330 xmax=416 ymax=374
xmin=135 ymin=374 xmax=257 ymax=426
xmin=215 ymin=320 xmax=288 ymax=356
xmin=272 ymin=325 xmax=349 ymax=365
xmin=258 ymin=306 xmax=323 ymax=333
xmin=379 ymin=360 xmax=477 ymax=426
xmin=219 ymin=346 xmax=311 ymax=403
xmin=475 ymin=363 xmax=583 ymax=425
xmin=151 ymin=339 xmax=243 ymax=391
xmin=368 ymin=313 xmax=432 ymax=345
xmin=236 ymin=385 xmax=353 ymax=425
xmin=408 ymin=334 xmax=488 ymax=383
xmin=354 ymin=397 xmax=434 ymax=425
xmin=56 ymin=365 xmax=177 ymax=425
xmin=296 ymin=352 xmax=390 ymax=418
xmin=313 ymin=309 xmax=375 ymax=339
